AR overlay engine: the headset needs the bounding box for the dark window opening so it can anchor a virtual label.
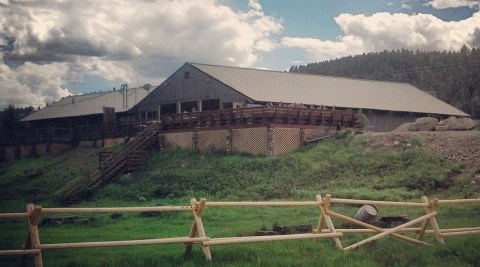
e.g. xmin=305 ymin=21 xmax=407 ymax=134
xmin=184 ymin=72 xmax=190 ymax=79
xmin=147 ymin=111 xmax=157 ymax=119
xmin=161 ymin=103 xmax=177 ymax=115
xmin=223 ymin=102 xmax=233 ymax=109
xmin=202 ymin=99 xmax=220 ymax=111
xmin=181 ymin=101 xmax=198 ymax=113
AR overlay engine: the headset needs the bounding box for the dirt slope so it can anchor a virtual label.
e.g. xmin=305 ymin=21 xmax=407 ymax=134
xmin=361 ymin=131 xmax=480 ymax=169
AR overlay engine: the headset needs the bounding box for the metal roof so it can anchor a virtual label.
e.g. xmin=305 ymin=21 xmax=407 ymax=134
xmin=191 ymin=63 xmax=468 ymax=117
xmin=21 ymin=88 xmax=150 ymax=122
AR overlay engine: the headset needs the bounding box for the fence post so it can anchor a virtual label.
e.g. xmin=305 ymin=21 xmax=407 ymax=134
xmin=316 ymin=194 xmax=343 ymax=249
xmin=185 ymin=198 xmax=212 ymax=260
xmin=417 ymin=196 xmax=445 ymax=244
xmin=21 ymin=204 xmax=43 ymax=267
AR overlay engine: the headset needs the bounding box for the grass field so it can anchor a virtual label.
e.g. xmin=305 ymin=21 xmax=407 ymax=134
xmin=0 ymin=133 xmax=479 ymax=266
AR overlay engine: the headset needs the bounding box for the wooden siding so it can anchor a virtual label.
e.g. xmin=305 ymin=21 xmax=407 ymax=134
xmin=366 ymin=111 xmax=445 ymax=132
xmin=137 ymin=64 xmax=252 ymax=113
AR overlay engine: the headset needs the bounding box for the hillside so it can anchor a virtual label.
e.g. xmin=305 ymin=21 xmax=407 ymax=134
xmin=2 ymin=132 xmax=477 ymax=207
xmin=0 ymin=132 xmax=479 ymax=266
xmin=289 ymin=47 xmax=480 ymax=119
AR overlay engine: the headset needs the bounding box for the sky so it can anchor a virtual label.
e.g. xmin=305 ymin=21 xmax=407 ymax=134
xmin=1 ymin=0 xmax=480 ymax=109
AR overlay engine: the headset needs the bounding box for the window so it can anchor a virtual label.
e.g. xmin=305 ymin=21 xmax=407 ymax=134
xmin=160 ymin=103 xmax=177 ymax=115
xmin=223 ymin=102 xmax=233 ymax=109
xmin=202 ymin=99 xmax=220 ymax=111
xmin=181 ymin=101 xmax=198 ymax=113
xmin=147 ymin=111 xmax=157 ymax=119
xmin=184 ymin=71 xmax=190 ymax=79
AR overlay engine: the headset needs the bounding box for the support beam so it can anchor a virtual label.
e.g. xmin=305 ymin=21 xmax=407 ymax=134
xmin=316 ymin=194 xmax=343 ymax=249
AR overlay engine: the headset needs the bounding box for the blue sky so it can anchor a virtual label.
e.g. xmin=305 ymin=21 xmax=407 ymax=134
xmin=1 ymin=0 xmax=479 ymax=108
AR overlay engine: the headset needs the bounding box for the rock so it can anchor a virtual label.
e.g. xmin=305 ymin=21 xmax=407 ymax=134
xmin=445 ymin=116 xmax=477 ymax=131
xmin=458 ymin=117 xmax=477 ymax=130
xmin=392 ymin=123 xmax=414 ymax=132
xmin=435 ymin=126 xmax=448 ymax=131
xmin=408 ymin=123 xmax=420 ymax=131
xmin=415 ymin=117 xmax=438 ymax=131
xmin=393 ymin=141 xmax=400 ymax=146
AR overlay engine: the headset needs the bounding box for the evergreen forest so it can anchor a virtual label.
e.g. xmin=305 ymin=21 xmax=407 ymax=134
xmin=289 ymin=46 xmax=480 ymax=119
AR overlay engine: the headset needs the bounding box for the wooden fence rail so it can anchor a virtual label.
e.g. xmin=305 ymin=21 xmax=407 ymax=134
xmin=1 ymin=195 xmax=479 ymax=266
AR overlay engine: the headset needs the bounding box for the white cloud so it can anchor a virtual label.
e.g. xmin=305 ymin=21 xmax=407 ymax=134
xmin=425 ymin=0 xmax=480 ymax=9
xmin=0 ymin=0 xmax=282 ymax=108
xmin=282 ymin=11 xmax=480 ymax=61
xmin=0 ymin=56 xmax=71 ymax=107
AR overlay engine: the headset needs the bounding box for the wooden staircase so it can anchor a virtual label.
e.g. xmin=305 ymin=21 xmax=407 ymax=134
xmin=59 ymin=122 xmax=161 ymax=206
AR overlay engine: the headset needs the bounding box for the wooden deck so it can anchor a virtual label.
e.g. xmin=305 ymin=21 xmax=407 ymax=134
xmin=160 ymin=106 xmax=357 ymax=130
xmin=11 ymin=107 xmax=358 ymax=145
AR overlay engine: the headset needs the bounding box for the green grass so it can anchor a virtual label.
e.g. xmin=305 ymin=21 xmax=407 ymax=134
xmin=96 ymin=133 xmax=461 ymax=202
xmin=0 ymin=133 xmax=479 ymax=266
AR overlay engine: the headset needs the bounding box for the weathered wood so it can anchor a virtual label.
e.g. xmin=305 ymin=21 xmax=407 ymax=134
xmin=318 ymin=227 xmax=480 ymax=234
xmin=417 ymin=197 xmax=445 ymax=244
xmin=437 ymin=198 xmax=480 ymax=204
xmin=317 ymin=194 xmax=343 ymax=249
xmin=326 ymin=210 xmax=430 ymax=246
xmin=330 ymin=198 xmax=428 ymax=207
xmin=42 ymin=206 xmax=193 ymax=213
xmin=190 ymin=198 xmax=212 ymax=261
xmin=24 ymin=204 xmax=43 ymax=267
xmin=441 ymin=230 xmax=480 ymax=237
xmin=344 ymin=212 xmax=437 ymax=250
xmin=204 ymin=233 xmax=342 ymax=246
xmin=204 ymin=201 xmax=320 ymax=207
xmin=39 ymin=237 xmax=208 ymax=249
xmin=0 ymin=212 xmax=30 ymax=219
xmin=0 ymin=249 xmax=41 ymax=256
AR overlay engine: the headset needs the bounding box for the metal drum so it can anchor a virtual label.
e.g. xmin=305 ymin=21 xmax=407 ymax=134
xmin=354 ymin=205 xmax=378 ymax=222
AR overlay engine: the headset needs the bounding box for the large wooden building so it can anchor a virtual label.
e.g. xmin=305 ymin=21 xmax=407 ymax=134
xmin=5 ymin=62 xmax=470 ymax=159
xmin=136 ymin=63 xmax=468 ymax=132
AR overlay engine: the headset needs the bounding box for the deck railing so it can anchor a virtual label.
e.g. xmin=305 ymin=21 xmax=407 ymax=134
xmin=9 ymin=107 xmax=358 ymax=146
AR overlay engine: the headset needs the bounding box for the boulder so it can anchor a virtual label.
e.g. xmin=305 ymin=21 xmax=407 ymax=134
xmin=392 ymin=123 xmax=414 ymax=132
xmin=407 ymin=123 xmax=419 ymax=131
xmin=435 ymin=125 xmax=448 ymax=131
xmin=444 ymin=116 xmax=477 ymax=130
xmin=414 ymin=117 xmax=438 ymax=131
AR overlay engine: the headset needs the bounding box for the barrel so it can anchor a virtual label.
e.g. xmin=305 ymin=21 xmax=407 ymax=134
xmin=354 ymin=205 xmax=378 ymax=222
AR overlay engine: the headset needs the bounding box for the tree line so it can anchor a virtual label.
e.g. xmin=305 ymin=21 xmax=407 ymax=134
xmin=289 ymin=46 xmax=480 ymax=119
xmin=0 ymin=105 xmax=35 ymax=148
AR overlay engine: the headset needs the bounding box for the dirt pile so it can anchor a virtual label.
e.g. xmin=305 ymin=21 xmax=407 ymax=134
xmin=393 ymin=116 xmax=477 ymax=132
xmin=361 ymin=131 xmax=480 ymax=168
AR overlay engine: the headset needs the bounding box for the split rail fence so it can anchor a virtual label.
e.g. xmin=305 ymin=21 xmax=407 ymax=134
xmin=1 ymin=195 xmax=479 ymax=266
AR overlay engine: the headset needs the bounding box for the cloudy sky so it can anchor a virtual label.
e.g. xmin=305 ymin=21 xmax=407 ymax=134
xmin=1 ymin=0 xmax=479 ymax=109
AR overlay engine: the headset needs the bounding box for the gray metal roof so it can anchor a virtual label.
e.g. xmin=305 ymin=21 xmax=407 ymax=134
xmin=21 ymin=88 xmax=150 ymax=121
xmin=191 ymin=63 xmax=468 ymax=117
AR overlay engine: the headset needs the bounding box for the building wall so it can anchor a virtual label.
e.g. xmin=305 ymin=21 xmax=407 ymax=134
xmin=164 ymin=132 xmax=194 ymax=150
xmin=137 ymin=63 xmax=252 ymax=114
xmin=197 ymin=129 xmax=228 ymax=151
xmin=4 ymin=143 xmax=71 ymax=161
xmin=160 ymin=126 xmax=319 ymax=156
xmin=272 ymin=128 xmax=301 ymax=155
xmin=365 ymin=110 xmax=444 ymax=132
xmin=232 ymin=127 xmax=269 ymax=155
